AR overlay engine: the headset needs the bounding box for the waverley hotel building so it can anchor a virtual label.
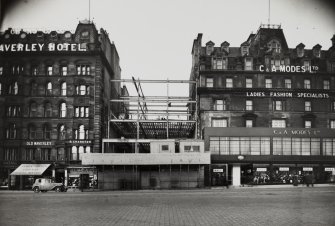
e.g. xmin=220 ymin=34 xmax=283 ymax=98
xmin=0 ymin=21 xmax=122 ymax=189
xmin=190 ymin=24 xmax=335 ymax=187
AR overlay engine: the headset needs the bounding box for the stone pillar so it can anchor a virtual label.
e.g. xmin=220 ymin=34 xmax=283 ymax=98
xmin=232 ymin=165 xmax=241 ymax=187
xmin=64 ymin=169 xmax=68 ymax=186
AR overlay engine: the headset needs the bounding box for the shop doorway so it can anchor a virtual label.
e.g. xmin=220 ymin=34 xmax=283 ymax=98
xmin=241 ymin=164 xmax=253 ymax=186
xmin=211 ymin=164 xmax=229 ymax=186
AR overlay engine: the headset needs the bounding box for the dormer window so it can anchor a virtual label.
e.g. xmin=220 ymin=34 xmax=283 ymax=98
xmin=20 ymin=33 xmax=27 ymax=39
xmin=312 ymin=44 xmax=322 ymax=58
xmin=296 ymin=43 xmax=305 ymax=57
xmin=206 ymin=41 xmax=215 ymax=55
xmin=64 ymin=32 xmax=72 ymax=39
xmin=221 ymin=41 xmax=230 ymax=54
xmin=81 ymin=31 xmax=89 ymax=38
xmin=268 ymin=40 xmax=281 ymax=53
xmin=241 ymin=46 xmax=249 ymax=55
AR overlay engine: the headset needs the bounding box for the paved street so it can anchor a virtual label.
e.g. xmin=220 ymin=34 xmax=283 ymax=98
xmin=0 ymin=186 xmax=335 ymax=226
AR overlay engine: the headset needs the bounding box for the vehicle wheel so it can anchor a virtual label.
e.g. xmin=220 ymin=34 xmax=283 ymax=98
xmin=55 ymin=187 xmax=61 ymax=192
xmin=33 ymin=187 xmax=40 ymax=193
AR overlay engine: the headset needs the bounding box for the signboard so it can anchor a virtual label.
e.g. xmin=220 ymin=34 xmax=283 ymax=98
xmin=25 ymin=141 xmax=54 ymax=146
xmin=273 ymin=129 xmax=321 ymax=136
xmin=0 ymin=43 xmax=86 ymax=52
xmin=246 ymin=91 xmax=329 ymax=99
xmin=82 ymin=153 xmax=211 ymax=165
xmin=259 ymin=65 xmax=318 ymax=73
xmin=256 ymin=168 xmax=267 ymax=172
xmin=325 ymin=168 xmax=335 ymax=172
xmin=10 ymin=164 xmax=50 ymax=176
xmin=213 ymin=169 xmax=224 ymax=173
xmin=279 ymin=167 xmax=289 ymax=171
xmin=67 ymin=140 xmax=92 ymax=145
xmin=303 ymin=167 xmax=313 ymax=171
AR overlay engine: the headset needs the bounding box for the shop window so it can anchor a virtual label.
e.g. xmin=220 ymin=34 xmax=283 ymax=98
xmin=47 ymin=66 xmax=53 ymax=76
xmin=61 ymin=82 xmax=67 ymax=96
xmin=46 ymin=82 xmax=52 ymax=96
xmin=305 ymin=101 xmax=311 ymax=111
xmin=61 ymin=66 xmax=68 ymax=76
xmin=305 ymin=120 xmax=312 ymax=128
xmin=272 ymin=119 xmax=286 ymax=128
xmin=246 ymin=78 xmax=253 ymax=88
xmin=211 ymin=118 xmax=227 ymax=127
xmin=58 ymin=124 xmax=66 ymax=140
xmin=43 ymin=124 xmax=51 ymax=139
xmin=59 ymin=102 xmax=67 ymax=118
xmin=76 ymin=65 xmax=90 ymax=75
xmin=44 ymin=102 xmax=52 ymax=117
xmin=214 ymin=100 xmax=226 ymax=111
xmin=246 ymin=100 xmax=253 ymax=111
xmin=265 ymin=79 xmax=272 ymax=88
xmin=28 ymin=125 xmax=37 ymax=139
xmin=304 ymin=79 xmax=311 ymax=89
xmin=206 ymin=78 xmax=214 ymax=88
xmin=246 ymin=119 xmax=253 ymax=128
xmin=161 ymin=145 xmax=169 ymax=151
xmin=323 ymin=80 xmax=330 ymax=90
xmin=226 ymin=78 xmax=233 ymax=88
xmin=284 ymin=79 xmax=292 ymax=89
xmin=6 ymin=123 xmax=17 ymax=139
xmin=29 ymin=102 xmax=37 ymax=117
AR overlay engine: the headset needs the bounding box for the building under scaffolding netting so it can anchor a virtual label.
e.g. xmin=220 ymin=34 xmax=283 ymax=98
xmin=82 ymin=78 xmax=211 ymax=190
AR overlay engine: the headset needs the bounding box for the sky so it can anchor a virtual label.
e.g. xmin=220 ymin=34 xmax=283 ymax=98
xmin=1 ymin=0 xmax=335 ymax=97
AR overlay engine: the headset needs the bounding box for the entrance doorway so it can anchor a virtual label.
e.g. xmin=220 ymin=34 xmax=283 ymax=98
xmin=211 ymin=164 xmax=229 ymax=186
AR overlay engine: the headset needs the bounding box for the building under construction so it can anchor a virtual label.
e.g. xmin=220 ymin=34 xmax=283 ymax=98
xmin=82 ymin=78 xmax=210 ymax=190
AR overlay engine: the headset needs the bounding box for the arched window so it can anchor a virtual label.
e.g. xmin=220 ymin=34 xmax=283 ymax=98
xmin=31 ymin=82 xmax=38 ymax=95
xmin=71 ymin=146 xmax=78 ymax=160
xmin=46 ymin=82 xmax=52 ymax=96
xmin=58 ymin=124 xmax=66 ymax=140
xmin=43 ymin=124 xmax=51 ymax=139
xmin=59 ymin=102 xmax=66 ymax=118
xmin=28 ymin=124 xmax=37 ymax=139
xmin=6 ymin=123 xmax=17 ymax=139
xmin=29 ymin=102 xmax=37 ymax=117
xmin=268 ymin=40 xmax=281 ymax=53
xmin=8 ymin=82 xmax=19 ymax=95
xmin=79 ymin=125 xmax=85 ymax=139
xmin=14 ymin=82 xmax=18 ymax=95
xmin=44 ymin=102 xmax=52 ymax=117
xmin=61 ymin=82 xmax=67 ymax=96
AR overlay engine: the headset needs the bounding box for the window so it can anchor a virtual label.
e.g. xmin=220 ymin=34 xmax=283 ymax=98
xmin=213 ymin=58 xmax=223 ymax=70
xmin=60 ymin=102 xmax=67 ymax=118
xmin=24 ymin=149 xmax=35 ymax=161
xmin=6 ymin=123 xmax=17 ymax=139
xmin=268 ymin=40 xmax=281 ymax=53
xmin=47 ymin=66 xmax=53 ymax=76
xmin=206 ymin=45 xmax=214 ymax=55
xmin=214 ymin=100 xmax=226 ymax=111
xmin=211 ymin=118 xmax=227 ymax=127
xmin=305 ymin=101 xmax=311 ymax=111
xmin=184 ymin=145 xmax=200 ymax=152
xmin=41 ymin=149 xmax=51 ymax=161
xmin=76 ymin=65 xmax=90 ymax=75
xmin=241 ymin=46 xmax=249 ymax=55
xmin=304 ymin=79 xmax=311 ymax=89
xmin=4 ymin=148 xmax=17 ymax=161
xmin=6 ymin=106 xmax=21 ymax=117
xmin=246 ymin=120 xmax=253 ymax=128
xmin=332 ymin=102 xmax=335 ymax=112
xmin=75 ymin=85 xmax=90 ymax=95
xmin=31 ymin=66 xmax=38 ymax=76
xmin=226 ymin=78 xmax=233 ymax=88
xmin=303 ymin=61 xmax=310 ymax=71
xmin=28 ymin=125 xmax=37 ymax=139
xmin=265 ymin=79 xmax=272 ymax=88
xmin=29 ymin=102 xmax=37 ymax=117
xmin=330 ymin=120 xmax=335 ymax=129
xmin=246 ymin=100 xmax=253 ymax=111
xmin=246 ymin=78 xmax=253 ymax=88
xmin=305 ymin=120 xmax=312 ymax=128
xmin=9 ymin=82 xmax=18 ymax=95
xmin=272 ymin=119 xmax=286 ymax=128
xmin=297 ymin=48 xmax=304 ymax=57
xmin=0 ymin=83 xmax=2 ymax=95
xmin=0 ymin=66 xmax=3 ymax=75
xmin=11 ymin=65 xmax=23 ymax=75
xmin=245 ymin=58 xmax=253 ymax=71
xmin=44 ymin=102 xmax=52 ymax=117
xmin=46 ymin=82 xmax=52 ymax=96
xmin=75 ymin=106 xmax=89 ymax=117
xmin=57 ymin=148 xmax=65 ymax=161
xmin=284 ymin=79 xmax=292 ymax=89
xmin=206 ymin=78 xmax=214 ymax=88
xmin=74 ymin=125 xmax=88 ymax=140
xmin=58 ymin=125 xmax=66 ymax=140
xmin=31 ymin=82 xmax=38 ymax=95
xmin=273 ymin=100 xmax=283 ymax=111
xmin=323 ymin=80 xmax=330 ymax=90
xmin=61 ymin=82 xmax=67 ymax=96
xmin=71 ymin=146 xmax=91 ymax=161
xmin=43 ymin=124 xmax=51 ymax=139
xmin=161 ymin=145 xmax=169 ymax=151
xmin=61 ymin=66 xmax=67 ymax=76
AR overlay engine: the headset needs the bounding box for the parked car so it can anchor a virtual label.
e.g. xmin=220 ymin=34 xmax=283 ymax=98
xmin=32 ymin=178 xmax=67 ymax=193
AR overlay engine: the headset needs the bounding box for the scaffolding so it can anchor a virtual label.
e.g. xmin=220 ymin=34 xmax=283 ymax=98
xmin=109 ymin=78 xmax=198 ymax=140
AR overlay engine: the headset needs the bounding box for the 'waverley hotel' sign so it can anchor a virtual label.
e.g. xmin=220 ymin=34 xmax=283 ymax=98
xmin=0 ymin=43 xmax=86 ymax=52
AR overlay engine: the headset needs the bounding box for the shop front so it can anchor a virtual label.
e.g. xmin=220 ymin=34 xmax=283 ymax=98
xmin=66 ymin=166 xmax=97 ymax=190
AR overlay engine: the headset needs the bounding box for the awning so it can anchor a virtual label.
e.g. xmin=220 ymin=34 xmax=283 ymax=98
xmin=10 ymin=164 xmax=51 ymax=176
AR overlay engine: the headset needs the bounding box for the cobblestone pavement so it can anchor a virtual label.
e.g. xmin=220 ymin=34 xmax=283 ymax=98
xmin=0 ymin=187 xmax=335 ymax=226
